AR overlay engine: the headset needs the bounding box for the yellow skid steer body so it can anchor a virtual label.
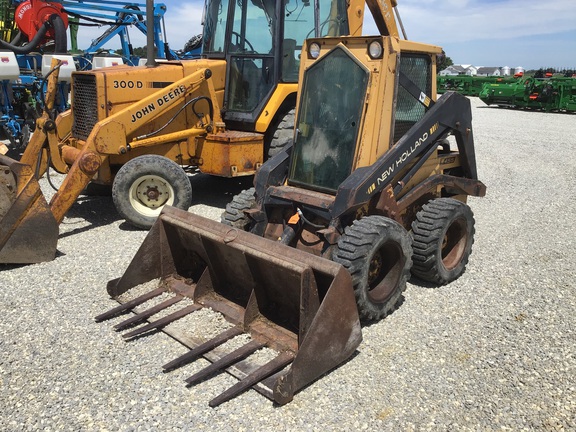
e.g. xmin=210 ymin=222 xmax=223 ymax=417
xmin=97 ymin=205 xmax=362 ymax=406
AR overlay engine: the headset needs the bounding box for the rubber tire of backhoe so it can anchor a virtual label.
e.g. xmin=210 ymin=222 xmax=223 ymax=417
xmin=183 ymin=34 xmax=203 ymax=53
xmin=112 ymin=155 xmax=192 ymax=230
xmin=267 ymin=109 xmax=294 ymax=159
xmin=220 ymin=187 xmax=256 ymax=231
xmin=333 ymin=216 xmax=413 ymax=322
xmin=411 ymin=198 xmax=475 ymax=285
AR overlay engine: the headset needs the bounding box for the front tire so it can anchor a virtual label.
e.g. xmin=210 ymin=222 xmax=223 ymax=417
xmin=333 ymin=216 xmax=413 ymax=321
xmin=221 ymin=187 xmax=256 ymax=231
xmin=112 ymin=155 xmax=192 ymax=229
xmin=411 ymin=198 xmax=475 ymax=285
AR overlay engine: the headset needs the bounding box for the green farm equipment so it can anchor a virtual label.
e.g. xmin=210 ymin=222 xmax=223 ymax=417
xmin=437 ymin=75 xmax=516 ymax=97
xmin=479 ymin=75 xmax=576 ymax=112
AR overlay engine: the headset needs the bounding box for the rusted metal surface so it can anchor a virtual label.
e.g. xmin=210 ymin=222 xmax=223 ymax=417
xmin=98 ymin=206 xmax=362 ymax=406
xmin=0 ymin=156 xmax=58 ymax=263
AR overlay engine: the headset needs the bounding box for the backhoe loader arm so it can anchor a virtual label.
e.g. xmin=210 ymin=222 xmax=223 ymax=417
xmin=48 ymin=68 xmax=218 ymax=224
xmin=364 ymin=0 xmax=399 ymax=38
xmin=87 ymin=68 xmax=218 ymax=155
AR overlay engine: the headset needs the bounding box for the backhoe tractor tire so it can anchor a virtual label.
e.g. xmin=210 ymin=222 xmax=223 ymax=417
xmin=333 ymin=216 xmax=413 ymax=322
xmin=221 ymin=187 xmax=256 ymax=231
xmin=267 ymin=109 xmax=294 ymax=159
xmin=112 ymin=155 xmax=192 ymax=230
xmin=411 ymin=198 xmax=475 ymax=285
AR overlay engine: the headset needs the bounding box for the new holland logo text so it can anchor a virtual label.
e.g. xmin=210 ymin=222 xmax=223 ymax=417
xmin=367 ymin=122 xmax=440 ymax=195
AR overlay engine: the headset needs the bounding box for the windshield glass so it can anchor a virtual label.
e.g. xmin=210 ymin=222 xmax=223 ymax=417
xmin=203 ymin=0 xmax=230 ymax=54
xmin=288 ymin=47 xmax=369 ymax=193
xmin=282 ymin=0 xmax=349 ymax=81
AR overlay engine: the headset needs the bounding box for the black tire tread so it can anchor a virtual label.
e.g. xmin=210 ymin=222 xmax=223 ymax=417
xmin=334 ymin=216 xmax=412 ymax=322
xmin=221 ymin=187 xmax=256 ymax=230
xmin=112 ymin=155 xmax=192 ymax=229
xmin=411 ymin=198 xmax=475 ymax=285
xmin=267 ymin=110 xmax=294 ymax=158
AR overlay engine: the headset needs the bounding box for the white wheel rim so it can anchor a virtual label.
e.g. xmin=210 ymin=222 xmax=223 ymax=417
xmin=128 ymin=175 xmax=175 ymax=217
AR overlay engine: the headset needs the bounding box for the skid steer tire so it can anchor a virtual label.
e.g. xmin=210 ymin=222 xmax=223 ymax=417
xmin=112 ymin=155 xmax=192 ymax=229
xmin=411 ymin=198 xmax=475 ymax=285
xmin=333 ymin=216 xmax=412 ymax=322
xmin=221 ymin=187 xmax=256 ymax=231
xmin=267 ymin=109 xmax=294 ymax=159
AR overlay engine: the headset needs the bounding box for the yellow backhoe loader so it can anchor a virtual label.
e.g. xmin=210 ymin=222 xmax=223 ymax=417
xmin=0 ymin=0 xmax=405 ymax=264
xmin=97 ymin=16 xmax=486 ymax=405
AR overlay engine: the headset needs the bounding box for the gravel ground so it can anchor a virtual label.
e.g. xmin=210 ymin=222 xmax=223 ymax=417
xmin=1 ymin=98 xmax=575 ymax=431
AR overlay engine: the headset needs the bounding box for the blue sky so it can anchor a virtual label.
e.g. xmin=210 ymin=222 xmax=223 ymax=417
xmin=74 ymin=0 xmax=576 ymax=70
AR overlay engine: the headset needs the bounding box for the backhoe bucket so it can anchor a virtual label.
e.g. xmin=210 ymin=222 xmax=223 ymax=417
xmin=97 ymin=206 xmax=362 ymax=406
xmin=0 ymin=155 xmax=58 ymax=264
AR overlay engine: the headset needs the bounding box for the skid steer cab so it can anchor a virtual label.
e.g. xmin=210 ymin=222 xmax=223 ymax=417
xmin=98 ymin=35 xmax=486 ymax=406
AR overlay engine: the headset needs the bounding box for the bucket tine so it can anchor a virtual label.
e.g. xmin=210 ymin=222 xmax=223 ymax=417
xmin=163 ymin=327 xmax=243 ymax=372
xmin=122 ymin=304 xmax=201 ymax=339
xmin=209 ymin=351 xmax=295 ymax=407
xmin=95 ymin=286 xmax=168 ymax=322
xmin=185 ymin=340 xmax=265 ymax=386
xmin=114 ymin=295 xmax=184 ymax=331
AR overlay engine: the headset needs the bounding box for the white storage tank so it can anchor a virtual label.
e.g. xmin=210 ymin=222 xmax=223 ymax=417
xmin=42 ymin=55 xmax=76 ymax=82
xmin=514 ymin=66 xmax=525 ymax=75
xmin=501 ymin=66 xmax=511 ymax=76
xmin=92 ymin=56 xmax=123 ymax=69
xmin=0 ymin=51 xmax=21 ymax=80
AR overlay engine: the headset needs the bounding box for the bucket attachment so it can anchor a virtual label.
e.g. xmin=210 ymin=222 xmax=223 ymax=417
xmin=0 ymin=155 xmax=58 ymax=264
xmin=97 ymin=206 xmax=362 ymax=406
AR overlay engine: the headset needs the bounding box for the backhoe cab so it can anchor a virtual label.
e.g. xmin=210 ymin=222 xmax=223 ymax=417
xmin=0 ymin=0 xmax=365 ymax=263
xmin=98 ymin=35 xmax=485 ymax=405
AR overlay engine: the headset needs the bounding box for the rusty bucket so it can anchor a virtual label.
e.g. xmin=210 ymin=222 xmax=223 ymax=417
xmin=97 ymin=206 xmax=362 ymax=406
xmin=0 ymin=155 xmax=58 ymax=264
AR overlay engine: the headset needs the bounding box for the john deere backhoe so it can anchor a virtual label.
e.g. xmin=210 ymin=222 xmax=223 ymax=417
xmin=97 ymin=3 xmax=486 ymax=406
xmin=0 ymin=0 xmax=395 ymax=263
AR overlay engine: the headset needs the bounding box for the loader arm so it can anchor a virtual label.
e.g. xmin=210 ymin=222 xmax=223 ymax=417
xmin=47 ymin=68 xmax=219 ymax=224
xmin=331 ymin=91 xmax=486 ymax=220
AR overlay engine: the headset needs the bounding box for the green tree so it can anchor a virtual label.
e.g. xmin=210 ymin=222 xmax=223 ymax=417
xmin=437 ymin=51 xmax=453 ymax=72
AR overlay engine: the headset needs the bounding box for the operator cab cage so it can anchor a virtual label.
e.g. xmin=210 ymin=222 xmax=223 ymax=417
xmin=288 ymin=37 xmax=436 ymax=194
xmin=200 ymin=0 xmax=351 ymax=126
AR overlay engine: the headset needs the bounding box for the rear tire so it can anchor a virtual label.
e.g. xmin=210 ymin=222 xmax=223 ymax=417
xmin=267 ymin=109 xmax=294 ymax=159
xmin=333 ymin=216 xmax=412 ymax=321
xmin=221 ymin=187 xmax=256 ymax=231
xmin=411 ymin=198 xmax=475 ymax=285
xmin=112 ymin=155 xmax=192 ymax=229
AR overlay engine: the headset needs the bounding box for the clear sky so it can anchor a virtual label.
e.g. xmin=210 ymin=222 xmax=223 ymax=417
xmin=73 ymin=0 xmax=576 ymax=70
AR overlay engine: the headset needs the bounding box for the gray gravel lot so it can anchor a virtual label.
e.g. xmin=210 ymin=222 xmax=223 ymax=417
xmin=1 ymin=98 xmax=575 ymax=430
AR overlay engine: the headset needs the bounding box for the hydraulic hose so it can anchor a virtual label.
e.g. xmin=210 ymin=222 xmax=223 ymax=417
xmin=0 ymin=14 xmax=67 ymax=54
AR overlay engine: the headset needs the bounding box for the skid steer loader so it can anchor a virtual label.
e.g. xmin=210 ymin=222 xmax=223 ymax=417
xmin=97 ymin=33 xmax=486 ymax=406
xmin=0 ymin=0 xmax=395 ymax=264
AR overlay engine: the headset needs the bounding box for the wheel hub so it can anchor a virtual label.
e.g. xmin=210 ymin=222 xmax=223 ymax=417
xmin=128 ymin=175 xmax=175 ymax=217
xmin=442 ymin=217 xmax=467 ymax=270
xmin=145 ymin=186 xmax=161 ymax=202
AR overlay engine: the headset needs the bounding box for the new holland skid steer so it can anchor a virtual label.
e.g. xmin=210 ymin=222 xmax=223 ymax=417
xmin=0 ymin=0 xmax=384 ymax=264
xmin=97 ymin=14 xmax=486 ymax=405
